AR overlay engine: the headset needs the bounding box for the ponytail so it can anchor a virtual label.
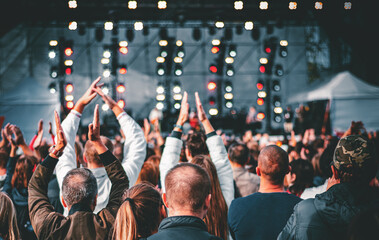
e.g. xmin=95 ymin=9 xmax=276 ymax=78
xmin=112 ymin=200 xmax=138 ymax=240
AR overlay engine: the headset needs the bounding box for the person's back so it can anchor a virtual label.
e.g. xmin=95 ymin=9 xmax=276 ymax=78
xmin=228 ymin=145 xmax=301 ymax=240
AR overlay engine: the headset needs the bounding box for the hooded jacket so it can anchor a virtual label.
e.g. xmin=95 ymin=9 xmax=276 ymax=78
xmin=278 ymin=182 xmax=379 ymax=240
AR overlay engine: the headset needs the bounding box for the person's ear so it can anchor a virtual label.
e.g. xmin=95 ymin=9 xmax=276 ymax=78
xmin=91 ymin=194 xmax=98 ymax=211
xmin=185 ymin=148 xmax=192 ymax=162
xmin=331 ymin=165 xmax=339 ymax=180
xmin=61 ymin=196 xmax=67 ymax=208
xmin=162 ymin=193 xmax=169 ymax=209
xmin=83 ymin=153 xmax=88 ymax=163
xmin=256 ymin=167 xmax=261 ymax=176
xmin=160 ymin=204 xmax=167 ymax=220
xmin=204 ymin=194 xmax=211 ymax=211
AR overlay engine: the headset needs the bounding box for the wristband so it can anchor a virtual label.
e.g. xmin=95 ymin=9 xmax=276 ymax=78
xmin=173 ymin=124 xmax=183 ymax=130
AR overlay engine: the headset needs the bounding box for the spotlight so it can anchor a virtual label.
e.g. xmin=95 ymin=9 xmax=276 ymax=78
xmin=257 ymin=91 xmax=267 ymax=98
xmin=173 ymin=82 xmax=181 ymax=93
xmin=102 ymin=104 xmax=110 ymax=111
xmin=209 ymin=108 xmax=218 ymax=116
xmin=156 ymin=102 xmax=164 ymax=110
xmin=156 ymin=57 xmax=165 ymax=63
xmin=177 ymin=46 xmax=185 ymax=58
xmin=256 ymin=80 xmax=264 ymax=90
xmin=176 ymin=40 xmax=183 ymax=47
xmin=173 ymin=94 xmax=182 ymax=101
xmin=174 ymin=64 xmax=183 ymax=76
xmin=259 ymin=1 xmax=269 ymax=10
xmin=68 ymin=0 xmax=77 ymax=9
xmin=160 ymin=46 xmax=168 ymax=58
xmin=128 ymin=0 xmax=137 ymax=9
xmin=211 ymin=46 xmax=220 ymax=54
xmin=65 ymin=83 xmax=74 ymax=93
xmin=64 ymin=47 xmax=73 ymax=57
xmin=48 ymin=82 xmax=57 ymax=93
xmin=226 ymin=65 xmax=235 ymax=77
xmin=48 ymin=50 xmax=56 ymax=59
xmin=134 ymin=21 xmax=143 ymax=31
xmin=215 ymin=21 xmax=224 ymax=29
xmin=225 ymin=101 xmax=233 ymax=108
xmin=234 ymin=1 xmax=243 ymax=10
xmin=158 ymin=0 xmax=167 ymax=9
xmin=65 ymin=66 xmax=73 ymax=75
xmin=289 ymin=2 xmax=297 ymax=10
xmin=156 ymin=64 xmax=165 ymax=76
xmin=103 ymin=50 xmax=111 ymax=58
xmin=225 ymin=57 xmax=234 ymax=64
xmin=257 ymin=98 xmax=264 ymax=105
xmin=68 ymin=21 xmax=77 ymax=30
xmin=315 ymin=2 xmax=323 ymax=10
xmin=119 ymin=65 xmax=127 ymax=75
xmin=208 ymin=96 xmax=216 ymax=105
xmin=64 ymin=60 xmax=73 ymax=66
xmin=104 ymin=21 xmax=114 ymax=31
xmin=174 ymin=57 xmax=183 ymax=63
xmin=274 ymin=107 xmax=283 ymax=114
xmin=156 ymin=85 xmax=165 ymax=94
xmin=50 ymin=66 xmax=58 ymax=78
xmin=225 ymin=81 xmax=232 ymax=92
xmin=256 ymin=112 xmax=265 ymax=120
xmin=245 ymin=21 xmax=254 ymax=30
xmin=207 ymin=81 xmax=217 ymax=91
xmin=116 ymin=83 xmax=126 ymax=93
xmin=209 ymin=64 xmax=218 ymax=74
xmin=49 ymin=40 xmax=58 ymax=46
xmin=174 ymin=102 xmax=181 ymax=109
xmin=275 ymin=64 xmax=284 ymax=76
xmin=224 ymin=93 xmax=234 ymax=100
xmin=259 ymin=64 xmax=266 ymax=73
xmin=156 ymin=94 xmax=165 ymax=101
xmin=229 ymin=44 xmax=237 ymax=57
xmin=66 ymin=101 xmax=75 ymax=110
xmin=103 ymin=69 xmax=111 ymax=78
xmin=117 ymin=99 xmax=126 ymax=109
xmin=273 ymin=80 xmax=280 ymax=91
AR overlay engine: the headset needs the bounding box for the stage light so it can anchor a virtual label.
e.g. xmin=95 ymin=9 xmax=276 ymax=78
xmin=65 ymin=83 xmax=74 ymax=93
xmin=102 ymin=104 xmax=110 ymax=111
xmin=315 ymin=2 xmax=323 ymax=10
xmin=211 ymin=46 xmax=220 ymax=54
xmin=224 ymin=93 xmax=234 ymax=100
xmin=117 ymin=99 xmax=125 ymax=109
xmin=176 ymin=40 xmax=183 ymax=47
xmin=50 ymin=66 xmax=58 ymax=78
xmin=174 ymin=102 xmax=181 ymax=109
xmin=192 ymin=28 xmax=201 ymax=41
xmin=156 ymin=102 xmax=164 ymax=110
xmin=156 ymin=64 xmax=165 ymax=76
xmin=158 ymin=1 xmax=167 ymax=9
xmin=229 ymin=44 xmax=237 ymax=57
xmin=209 ymin=64 xmax=218 ymax=73
xmin=207 ymin=81 xmax=217 ymax=91
xmin=273 ymin=80 xmax=280 ymax=91
xmin=344 ymin=2 xmax=352 ymax=10
xmin=259 ymin=1 xmax=268 ymax=10
xmin=69 ymin=21 xmax=77 ymax=30
xmin=119 ymin=41 xmax=128 ymax=47
xmin=103 ymin=50 xmax=111 ymax=58
xmin=173 ymin=94 xmax=182 ymax=101
xmin=245 ymin=21 xmax=254 ymax=30
xmin=101 ymin=58 xmax=110 ymax=64
xmin=174 ymin=64 xmax=183 ymax=76
xmin=234 ymin=1 xmax=243 ymax=10
xmin=226 ymin=65 xmax=235 ymax=77
xmin=65 ymin=67 xmax=72 ymax=75
xmin=264 ymin=42 xmax=272 ymax=54
xmin=48 ymin=82 xmax=56 ymax=93
xmin=128 ymin=0 xmax=137 ymax=9
xmin=116 ymin=83 xmax=126 ymax=93
xmin=48 ymin=50 xmax=56 ymax=59
xmin=64 ymin=47 xmax=73 ymax=57
xmin=104 ymin=22 xmax=113 ymax=31
xmin=49 ymin=40 xmax=58 ymax=46
xmin=215 ymin=21 xmax=224 ymax=29
xmin=68 ymin=0 xmax=77 ymax=9
xmin=95 ymin=27 xmax=104 ymax=42
xmin=273 ymin=96 xmax=281 ymax=107
xmin=259 ymin=64 xmax=266 ymax=73
xmin=225 ymin=57 xmax=234 ymax=64
xmin=174 ymin=57 xmax=183 ymax=63
xmin=258 ymin=91 xmax=267 ymax=98
xmin=209 ymin=108 xmax=219 ymax=116
xmin=275 ymin=64 xmax=284 ymax=76
xmin=289 ymin=2 xmax=297 ymax=10
xmin=156 ymin=85 xmax=165 ymax=94
xmin=177 ymin=46 xmax=185 ymax=58
xmin=225 ymin=81 xmax=233 ymax=92
xmin=65 ymin=95 xmax=74 ymax=101
xmin=274 ymin=107 xmax=283 ymax=114
xmin=159 ymin=40 xmax=168 ymax=46
xmin=274 ymin=115 xmax=282 ymax=123
xmin=156 ymin=57 xmax=165 ymax=63
xmin=119 ymin=66 xmax=127 ymax=75
xmin=256 ymin=80 xmax=264 ymax=90
xmin=160 ymin=47 xmax=168 ymax=58
xmin=280 ymin=40 xmax=288 ymax=46
xmin=226 ymin=101 xmax=233 ymax=108
xmin=64 ymin=60 xmax=73 ymax=66
xmin=119 ymin=46 xmax=128 ymax=55
xmin=156 ymin=94 xmax=166 ymax=101
xmin=257 ymin=98 xmax=264 ymax=105
xmin=256 ymin=112 xmax=265 ymax=120
xmin=279 ymin=46 xmax=288 ymax=57
xmin=173 ymin=85 xmax=181 ymax=94
xmin=212 ymin=39 xmax=221 ymax=46
xmin=208 ymin=96 xmax=216 ymax=105
xmin=102 ymin=86 xmax=109 ymax=95
xmin=260 ymin=58 xmax=268 ymax=64
xmin=66 ymin=101 xmax=74 ymax=109
xmin=134 ymin=21 xmax=143 ymax=31
xmin=103 ymin=69 xmax=111 ymax=78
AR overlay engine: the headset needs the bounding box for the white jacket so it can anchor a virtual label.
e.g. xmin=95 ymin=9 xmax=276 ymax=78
xmin=56 ymin=110 xmax=146 ymax=215
xmin=159 ymin=132 xmax=234 ymax=207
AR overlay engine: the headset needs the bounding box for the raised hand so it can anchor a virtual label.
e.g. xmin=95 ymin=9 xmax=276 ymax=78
xmin=33 ymin=119 xmax=44 ymax=149
xmin=11 ymin=125 xmax=26 ymax=146
xmin=54 ymin=110 xmax=67 ymax=152
xmin=74 ymin=77 xmax=103 ymax=114
xmin=195 ymin=92 xmax=207 ymax=122
xmin=176 ymin=91 xmax=189 ymax=127
xmin=88 ymin=104 xmax=101 ymax=142
xmin=93 ymin=83 xmax=123 ymax=116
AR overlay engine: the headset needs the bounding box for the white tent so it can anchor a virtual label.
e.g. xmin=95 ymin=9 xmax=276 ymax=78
xmin=0 ymin=77 xmax=60 ymax=143
xmin=288 ymin=71 xmax=379 ymax=132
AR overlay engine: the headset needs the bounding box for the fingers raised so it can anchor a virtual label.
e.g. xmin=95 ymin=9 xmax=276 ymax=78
xmin=93 ymin=104 xmax=99 ymax=128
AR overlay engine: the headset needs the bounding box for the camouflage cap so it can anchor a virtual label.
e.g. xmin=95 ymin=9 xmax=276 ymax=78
xmin=333 ymin=135 xmax=372 ymax=171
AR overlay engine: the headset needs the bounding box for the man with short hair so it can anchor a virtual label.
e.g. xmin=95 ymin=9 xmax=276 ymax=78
xmin=278 ymin=135 xmax=379 ymax=240
xmin=148 ymin=162 xmax=222 ymax=240
xmin=228 ymin=145 xmax=301 ymax=240
xmin=28 ymin=106 xmax=129 ymax=239
xmin=228 ymin=143 xmax=260 ymax=197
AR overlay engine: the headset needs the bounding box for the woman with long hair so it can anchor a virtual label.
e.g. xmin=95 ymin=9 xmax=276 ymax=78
xmin=112 ymin=183 xmax=166 ymax=240
xmin=191 ymin=154 xmax=229 ymax=240
xmin=286 ymin=159 xmax=314 ymax=197
xmin=0 ymin=192 xmax=20 ymax=240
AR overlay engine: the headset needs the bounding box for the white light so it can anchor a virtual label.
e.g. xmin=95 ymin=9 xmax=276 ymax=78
xmin=274 ymin=107 xmax=283 ymax=114
xmin=101 ymin=58 xmax=110 ymax=65
xmin=225 ymin=86 xmax=233 ymax=92
xmin=177 ymin=50 xmax=185 ymax=58
xmin=209 ymin=108 xmax=219 ymax=116
xmin=212 ymin=39 xmax=221 ymax=46
xmin=156 ymin=94 xmax=166 ymax=101
xmin=68 ymin=21 xmax=77 ymax=30
xmin=225 ymin=57 xmax=234 ymax=64
xmin=65 ymin=95 xmax=74 ymax=101
xmin=173 ymin=94 xmax=182 ymax=101
xmin=173 ymin=86 xmax=181 ymax=93
xmin=156 ymin=86 xmax=165 ymax=94
xmin=50 ymin=88 xmax=56 ymax=94
xmin=259 ymin=1 xmax=268 ymax=10
xmin=174 ymin=57 xmax=183 ymax=63
xmin=104 ymin=21 xmax=114 ymax=31
xmin=260 ymin=58 xmax=268 ymax=64
xmin=156 ymin=102 xmax=164 ymax=110
xmin=315 ymin=2 xmax=323 ymax=10
xmin=174 ymin=103 xmax=181 ymax=109
xmin=258 ymin=91 xmax=267 ymax=98
xmin=102 ymin=87 xmax=109 ymax=95
xmin=226 ymin=69 xmax=234 ymax=77
xmin=102 ymin=104 xmax=110 ymax=111
xmin=344 ymin=2 xmax=352 ymax=10
xmin=156 ymin=57 xmax=165 ymax=63
xmin=134 ymin=21 xmax=143 ymax=30
xmin=158 ymin=1 xmax=167 ymax=9
xmin=160 ymin=50 xmax=168 ymax=58
xmin=157 ymin=69 xmax=165 ymax=76
xmin=234 ymin=1 xmax=243 ymax=10
xmin=64 ymin=60 xmax=73 ymax=66
xmin=226 ymin=102 xmax=233 ymax=108
xmin=103 ymin=50 xmax=111 ymax=58
xmin=229 ymin=50 xmax=237 ymax=58
xmin=215 ymin=21 xmax=224 ymax=29
xmin=175 ymin=69 xmax=183 ymax=76
xmin=244 ymin=21 xmax=254 ymax=30
xmin=103 ymin=69 xmax=111 ymax=78
xmin=119 ymin=41 xmax=128 ymax=47
xmin=176 ymin=40 xmax=183 ymax=47
xmin=51 ymin=72 xmax=58 ymax=79
xmin=68 ymin=0 xmax=77 ymax=9
xmin=224 ymin=93 xmax=234 ymax=100
xmin=49 ymin=40 xmax=58 ymax=46
xmin=280 ymin=40 xmax=288 ymax=46
xmin=128 ymin=0 xmax=137 ymax=9
xmin=48 ymin=51 xmax=56 ymax=59
xmin=159 ymin=40 xmax=168 ymax=46
xmin=289 ymin=2 xmax=297 ymax=10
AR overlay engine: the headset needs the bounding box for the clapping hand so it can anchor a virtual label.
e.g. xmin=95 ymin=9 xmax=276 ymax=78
xmin=53 ymin=111 xmax=67 ymax=153
xmin=175 ymin=91 xmax=189 ymax=128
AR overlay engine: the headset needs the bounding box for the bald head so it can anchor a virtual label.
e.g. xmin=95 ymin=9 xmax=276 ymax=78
xmin=165 ymin=163 xmax=210 ymax=213
xmin=258 ymin=145 xmax=289 ymax=185
xmin=84 ymin=136 xmax=114 ymax=166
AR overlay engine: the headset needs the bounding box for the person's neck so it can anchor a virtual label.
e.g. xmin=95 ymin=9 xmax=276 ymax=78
xmin=168 ymin=208 xmax=204 ymax=220
xmin=258 ymin=177 xmax=285 ymax=193
xmin=0 ymin=167 xmax=6 ymax=175
xmin=86 ymin=162 xmax=104 ymax=169
xmin=230 ymin=161 xmax=244 ymax=169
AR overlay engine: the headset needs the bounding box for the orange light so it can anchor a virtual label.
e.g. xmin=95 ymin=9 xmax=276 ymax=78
xmin=257 ymin=112 xmax=265 ymax=120
xmin=257 ymin=98 xmax=264 ymax=105
xmin=117 ymin=99 xmax=125 ymax=108
xmin=276 ymin=141 xmax=283 ymax=147
xmin=116 ymin=84 xmax=126 ymax=93
xmin=207 ymin=81 xmax=217 ymax=91
xmin=66 ymin=101 xmax=74 ymax=109
xmin=65 ymin=83 xmax=74 ymax=93
xmin=211 ymin=46 xmax=220 ymax=54
xmin=65 ymin=47 xmax=73 ymax=56
xmin=119 ymin=46 xmax=128 ymax=55
xmin=256 ymin=82 xmax=264 ymax=90
xmin=119 ymin=68 xmax=127 ymax=74
xmin=209 ymin=65 xmax=218 ymax=73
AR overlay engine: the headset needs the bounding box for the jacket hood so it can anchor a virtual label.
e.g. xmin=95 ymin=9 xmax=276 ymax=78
xmin=12 ymin=187 xmax=28 ymax=206
xmin=314 ymin=183 xmax=379 ymax=236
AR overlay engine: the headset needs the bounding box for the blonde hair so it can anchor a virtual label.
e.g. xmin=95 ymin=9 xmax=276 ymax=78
xmin=0 ymin=192 xmax=20 ymax=240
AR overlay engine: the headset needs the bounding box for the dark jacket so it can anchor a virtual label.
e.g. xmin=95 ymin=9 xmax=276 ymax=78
xmin=147 ymin=216 xmax=222 ymax=240
xmin=278 ymin=182 xmax=379 ymax=240
xmin=28 ymin=150 xmax=129 ymax=240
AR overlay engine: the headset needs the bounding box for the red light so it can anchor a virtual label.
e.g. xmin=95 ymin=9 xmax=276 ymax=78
xmin=119 ymin=68 xmax=127 ymax=74
xmin=117 ymin=99 xmax=125 ymax=109
xmin=211 ymin=46 xmax=220 ymax=54
xmin=65 ymin=83 xmax=74 ymax=93
xmin=65 ymin=67 xmax=72 ymax=75
xmin=116 ymin=84 xmax=126 ymax=93
xmin=209 ymin=65 xmax=218 ymax=73
xmin=257 ymin=112 xmax=265 ymax=120
xmin=257 ymin=98 xmax=264 ymax=105
xmin=65 ymin=47 xmax=73 ymax=56
xmin=119 ymin=46 xmax=128 ymax=55
xmin=256 ymin=82 xmax=264 ymax=90
xmin=259 ymin=65 xmax=266 ymax=73
xmin=66 ymin=101 xmax=74 ymax=109
xmin=207 ymin=82 xmax=217 ymax=91
xmin=265 ymin=47 xmax=271 ymax=54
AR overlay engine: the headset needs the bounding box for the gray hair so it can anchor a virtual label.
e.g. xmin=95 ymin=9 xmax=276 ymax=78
xmin=62 ymin=168 xmax=98 ymax=207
